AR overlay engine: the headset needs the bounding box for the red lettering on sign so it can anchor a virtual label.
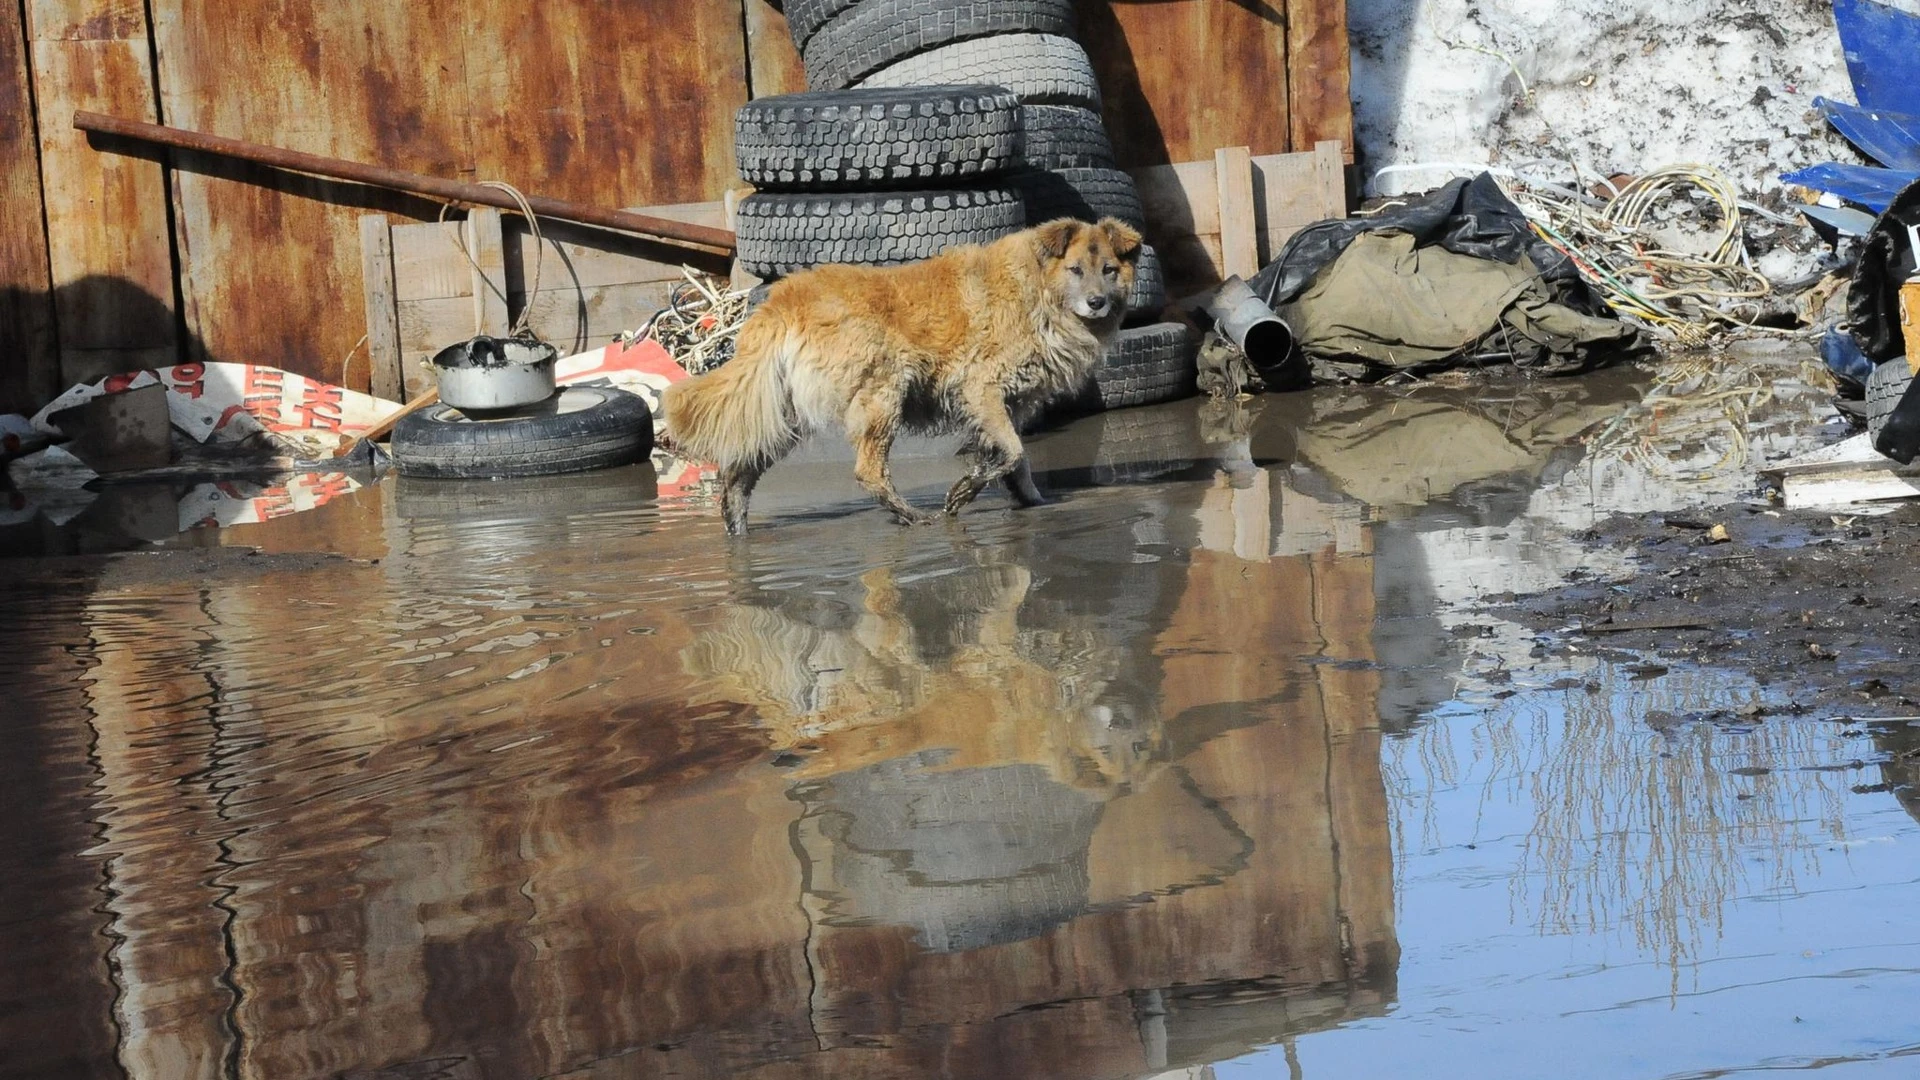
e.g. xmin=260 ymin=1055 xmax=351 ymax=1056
xmin=169 ymin=364 xmax=206 ymax=398
xmin=292 ymin=384 xmax=345 ymax=432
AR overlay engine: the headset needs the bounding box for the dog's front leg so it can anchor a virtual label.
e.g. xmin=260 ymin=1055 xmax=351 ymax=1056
xmin=945 ymin=389 xmax=1024 ymax=515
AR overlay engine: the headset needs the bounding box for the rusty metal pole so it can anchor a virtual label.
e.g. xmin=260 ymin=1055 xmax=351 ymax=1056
xmin=72 ymin=110 xmax=736 ymax=256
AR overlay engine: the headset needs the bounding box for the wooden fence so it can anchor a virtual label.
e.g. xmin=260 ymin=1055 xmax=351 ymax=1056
xmin=0 ymin=0 xmax=1350 ymax=413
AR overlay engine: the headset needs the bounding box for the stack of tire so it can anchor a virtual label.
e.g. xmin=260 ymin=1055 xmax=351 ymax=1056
xmin=733 ymin=82 xmax=1027 ymax=279
xmin=743 ymin=0 xmax=1197 ymax=413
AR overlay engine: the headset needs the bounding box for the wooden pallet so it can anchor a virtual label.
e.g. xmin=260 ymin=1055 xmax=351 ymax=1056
xmin=361 ymin=202 xmax=731 ymax=400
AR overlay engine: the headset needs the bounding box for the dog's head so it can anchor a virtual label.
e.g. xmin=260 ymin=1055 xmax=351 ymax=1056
xmin=1032 ymin=217 xmax=1143 ymax=323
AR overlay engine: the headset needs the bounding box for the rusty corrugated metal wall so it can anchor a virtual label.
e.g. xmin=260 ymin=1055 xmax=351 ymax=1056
xmin=0 ymin=1 xmax=1350 ymax=412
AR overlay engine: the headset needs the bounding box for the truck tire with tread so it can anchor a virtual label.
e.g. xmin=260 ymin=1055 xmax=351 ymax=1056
xmin=1127 ymin=244 xmax=1167 ymax=322
xmin=803 ymin=0 xmax=1076 ymax=92
xmin=735 ymin=187 xmax=1024 ymax=278
xmin=1867 ymin=358 xmax=1914 ymax=441
xmin=392 ymin=386 xmax=654 ymax=479
xmin=736 ymin=85 xmax=1021 ymax=190
xmin=1086 ymin=322 xmax=1198 ymax=411
xmin=855 ymin=34 xmax=1101 ymax=110
xmin=1018 ymin=104 xmax=1116 ymax=169
xmin=1015 ymin=166 xmax=1145 ymax=227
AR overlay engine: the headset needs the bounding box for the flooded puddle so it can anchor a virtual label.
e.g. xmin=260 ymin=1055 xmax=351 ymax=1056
xmin=2 ymin=353 xmax=1915 ymax=1078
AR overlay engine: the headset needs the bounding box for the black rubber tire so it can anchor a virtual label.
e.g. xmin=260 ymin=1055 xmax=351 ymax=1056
xmin=784 ymin=0 xmax=858 ymax=51
xmin=802 ymin=0 xmax=1076 ymax=93
xmin=391 ymin=386 xmax=654 ymax=479
xmin=1018 ymin=104 xmax=1115 ymax=169
xmin=1013 ymin=166 xmax=1146 ymax=227
xmin=1126 ymin=243 xmax=1167 ymax=322
xmin=1087 ymin=323 xmax=1198 ymax=411
xmin=735 ymin=85 xmax=1020 ymax=191
xmin=1867 ymin=358 xmax=1914 ymax=441
xmin=855 ymin=34 xmax=1101 ymax=110
xmin=735 ymin=186 xmax=1023 ymax=278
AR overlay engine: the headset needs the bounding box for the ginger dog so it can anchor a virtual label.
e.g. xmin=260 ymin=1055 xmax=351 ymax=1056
xmin=661 ymin=217 xmax=1142 ymax=534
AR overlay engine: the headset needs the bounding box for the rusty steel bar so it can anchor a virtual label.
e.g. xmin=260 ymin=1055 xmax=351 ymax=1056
xmin=73 ymin=110 xmax=736 ymax=255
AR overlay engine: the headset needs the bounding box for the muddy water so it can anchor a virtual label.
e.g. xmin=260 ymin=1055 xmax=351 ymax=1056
xmin=2 ymin=357 xmax=1916 ymax=1079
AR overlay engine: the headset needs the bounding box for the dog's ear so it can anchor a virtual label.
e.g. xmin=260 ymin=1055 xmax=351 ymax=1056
xmin=1101 ymin=218 xmax=1144 ymax=261
xmin=1032 ymin=218 xmax=1081 ymax=261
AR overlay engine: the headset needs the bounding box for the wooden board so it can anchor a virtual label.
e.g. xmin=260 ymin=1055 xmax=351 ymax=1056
xmin=0 ymin=4 xmax=57 ymax=412
xmin=148 ymin=0 xmax=750 ymax=392
xmin=357 ymin=215 xmax=403 ymax=404
xmin=26 ymin=0 xmax=178 ymax=387
xmin=743 ymin=0 xmax=807 ymax=99
xmin=379 ymin=201 xmax=728 ymax=396
xmin=1215 ymin=146 xmax=1258 ymax=280
xmin=1073 ymin=0 xmax=1292 ymax=167
xmin=1131 ymin=141 xmax=1348 ymax=291
xmin=1287 ymin=0 xmax=1355 ymax=159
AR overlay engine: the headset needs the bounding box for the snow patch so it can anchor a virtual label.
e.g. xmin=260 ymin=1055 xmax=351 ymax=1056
xmin=1349 ymin=0 xmax=1904 ymax=199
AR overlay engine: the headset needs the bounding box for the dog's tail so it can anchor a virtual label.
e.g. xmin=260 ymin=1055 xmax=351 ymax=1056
xmin=661 ymin=310 xmax=797 ymax=470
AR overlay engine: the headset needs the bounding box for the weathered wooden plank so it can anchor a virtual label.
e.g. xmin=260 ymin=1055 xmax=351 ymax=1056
xmin=1133 ymin=147 xmax=1347 ymax=289
xmin=388 ymin=204 xmax=729 ymax=303
xmin=1215 ymin=146 xmax=1258 ymax=280
xmin=0 ymin=3 xmax=58 ymax=412
xmin=358 ymin=216 xmax=404 ymax=404
xmin=743 ymin=0 xmax=807 ymax=99
xmin=1783 ymin=470 xmax=1920 ymax=509
xmin=1314 ymin=139 xmax=1348 ymax=217
xmin=399 ymin=281 xmax=684 ymax=367
xmin=458 ymin=1 xmax=750 ymax=207
xmin=150 ymin=0 xmax=750 ymax=391
xmin=27 ymin=2 xmax=177 ymax=386
xmin=1286 ymin=0 xmax=1355 ymax=159
xmin=467 ymin=208 xmax=509 ymax=337
xmin=1073 ymin=0 xmax=1291 ymax=167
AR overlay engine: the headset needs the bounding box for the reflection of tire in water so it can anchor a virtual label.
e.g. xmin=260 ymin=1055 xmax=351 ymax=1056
xmin=797 ymin=753 xmax=1104 ymax=953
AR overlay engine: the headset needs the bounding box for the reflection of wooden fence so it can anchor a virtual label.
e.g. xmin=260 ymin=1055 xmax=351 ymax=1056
xmin=0 ymin=1 xmax=1351 ymax=413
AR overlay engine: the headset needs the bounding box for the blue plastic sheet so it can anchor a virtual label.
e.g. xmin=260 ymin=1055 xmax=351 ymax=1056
xmin=1814 ymin=98 xmax=1920 ymax=171
xmin=1780 ymin=163 xmax=1920 ymax=213
xmin=1790 ymin=1 xmax=1920 ymax=208
xmin=1834 ymin=0 xmax=1920 ymax=117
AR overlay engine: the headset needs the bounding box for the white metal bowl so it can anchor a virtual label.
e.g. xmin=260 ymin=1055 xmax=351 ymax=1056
xmin=430 ymin=336 xmax=558 ymax=411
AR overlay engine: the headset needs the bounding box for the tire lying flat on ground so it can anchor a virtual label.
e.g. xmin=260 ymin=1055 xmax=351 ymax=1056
xmin=1867 ymin=357 xmax=1914 ymax=441
xmin=1017 ymin=103 xmax=1115 ymax=169
xmin=735 ymin=85 xmax=1021 ymax=191
xmin=1085 ymin=322 xmax=1199 ymax=411
xmin=1014 ymin=166 xmax=1146 ymax=227
xmin=392 ymin=386 xmax=654 ymax=479
xmin=856 ymin=34 xmax=1102 ymax=110
xmin=803 ymin=0 xmax=1076 ymax=92
xmin=735 ymin=186 xmax=1024 ymax=279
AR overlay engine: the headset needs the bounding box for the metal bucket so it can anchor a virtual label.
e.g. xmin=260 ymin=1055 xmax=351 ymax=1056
xmin=430 ymin=335 xmax=558 ymax=411
xmin=1204 ymin=276 xmax=1295 ymax=372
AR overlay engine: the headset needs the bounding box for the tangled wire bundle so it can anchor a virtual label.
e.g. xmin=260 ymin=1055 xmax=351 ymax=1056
xmin=1499 ymin=165 xmax=1775 ymax=346
xmin=630 ymin=269 xmax=756 ymax=375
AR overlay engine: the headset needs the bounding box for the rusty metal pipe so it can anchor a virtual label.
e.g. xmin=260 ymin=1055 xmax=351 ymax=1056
xmin=72 ymin=110 xmax=736 ymax=256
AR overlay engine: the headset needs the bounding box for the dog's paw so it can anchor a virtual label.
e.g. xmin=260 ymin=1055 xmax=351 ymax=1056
xmin=894 ymin=508 xmax=941 ymax=527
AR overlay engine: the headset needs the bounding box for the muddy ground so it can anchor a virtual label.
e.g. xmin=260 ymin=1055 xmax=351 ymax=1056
xmin=1499 ymin=491 xmax=1920 ymax=718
